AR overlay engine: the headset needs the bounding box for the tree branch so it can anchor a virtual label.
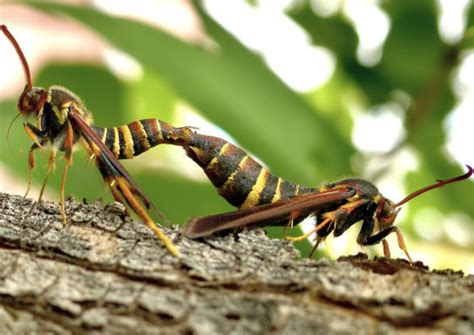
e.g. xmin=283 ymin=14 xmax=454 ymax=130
xmin=0 ymin=192 xmax=472 ymax=334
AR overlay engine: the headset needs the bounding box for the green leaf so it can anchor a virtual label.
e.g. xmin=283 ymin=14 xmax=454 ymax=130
xmin=124 ymin=70 xmax=177 ymax=123
xmin=381 ymin=0 xmax=444 ymax=93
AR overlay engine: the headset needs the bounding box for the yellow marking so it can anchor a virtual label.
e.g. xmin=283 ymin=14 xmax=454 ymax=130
xmin=206 ymin=143 xmax=230 ymax=169
xmin=241 ymin=168 xmax=270 ymax=209
xmin=190 ymin=147 xmax=203 ymax=157
xmin=112 ymin=127 xmax=120 ymax=158
xmin=318 ymin=184 xmax=330 ymax=192
xmin=222 ymin=155 xmax=250 ymax=190
xmin=36 ymin=106 xmax=44 ymax=130
xmin=153 ymin=119 xmax=163 ymax=141
xmin=101 ymin=128 xmax=108 ymax=144
xmin=57 ymin=101 xmax=71 ymax=124
xmin=135 ymin=122 xmax=151 ymax=151
xmin=373 ymin=194 xmax=381 ymax=204
xmin=271 ymin=177 xmax=282 ymax=203
xmin=120 ymin=126 xmax=135 ymax=159
xmin=295 ymin=184 xmax=300 ymax=195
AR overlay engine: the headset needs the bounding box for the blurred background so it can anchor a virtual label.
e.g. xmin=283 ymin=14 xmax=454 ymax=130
xmin=0 ymin=1 xmax=473 ymax=272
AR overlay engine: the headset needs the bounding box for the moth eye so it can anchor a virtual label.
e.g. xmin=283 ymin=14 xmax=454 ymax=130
xmin=382 ymin=202 xmax=393 ymax=217
xmin=29 ymin=92 xmax=41 ymax=105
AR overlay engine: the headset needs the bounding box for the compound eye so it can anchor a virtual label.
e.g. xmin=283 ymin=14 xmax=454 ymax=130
xmin=18 ymin=88 xmax=46 ymax=114
xmin=382 ymin=201 xmax=392 ymax=216
xmin=28 ymin=91 xmax=41 ymax=105
xmin=379 ymin=200 xmax=398 ymax=227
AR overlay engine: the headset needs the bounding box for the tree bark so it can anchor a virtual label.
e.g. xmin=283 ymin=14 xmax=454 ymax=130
xmin=0 ymin=192 xmax=472 ymax=334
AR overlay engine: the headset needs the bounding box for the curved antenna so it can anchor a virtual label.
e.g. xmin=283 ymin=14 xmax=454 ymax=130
xmin=1 ymin=25 xmax=33 ymax=91
xmin=394 ymin=165 xmax=473 ymax=207
xmin=6 ymin=113 xmax=22 ymax=153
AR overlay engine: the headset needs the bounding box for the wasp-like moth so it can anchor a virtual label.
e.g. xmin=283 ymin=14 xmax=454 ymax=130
xmin=1 ymin=25 xmax=179 ymax=256
xmin=168 ymin=129 xmax=471 ymax=261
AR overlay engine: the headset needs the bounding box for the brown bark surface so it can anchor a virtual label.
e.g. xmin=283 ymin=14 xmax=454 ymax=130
xmin=0 ymin=192 xmax=472 ymax=334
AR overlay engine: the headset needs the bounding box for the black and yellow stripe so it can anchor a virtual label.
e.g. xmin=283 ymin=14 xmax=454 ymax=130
xmin=184 ymin=133 xmax=315 ymax=208
xmin=92 ymin=119 xmax=192 ymax=160
xmin=93 ymin=119 xmax=315 ymax=210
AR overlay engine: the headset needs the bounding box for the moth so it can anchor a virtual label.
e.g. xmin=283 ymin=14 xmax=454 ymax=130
xmin=174 ymin=132 xmax=471 ymax=261
xmin=1 ymin=25 xmax=179 ymax=256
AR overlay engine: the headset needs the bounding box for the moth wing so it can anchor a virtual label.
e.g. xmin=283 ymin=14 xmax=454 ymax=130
xmin=183 ymin=188 xmax=354 ymax=238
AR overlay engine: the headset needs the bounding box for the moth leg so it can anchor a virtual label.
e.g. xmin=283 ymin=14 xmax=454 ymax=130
xmin=23 ymin=122 xmax=45 ymax=198
xmin=59 ymin=123 xmax=74 ymax=224
xmin=286 ymin=217 xmax=331 ymax=242
xmin=394 ymin=228 xmax=413 ymax=263
xmin=382 ymin=239 xmax=391 ymax=257
xmin=360 ymin=225 xmax=413 ymax=263
xmin=282 ymin=218 xmax=294 ymax=236
xmin=309 ymin=237 xmax=325 ymax=258
xmin=22 ymin=150 xmax=56 ymax=223
xmin=23 ymin=121 xmax=44 ymax=149
xmin=282 ymin=208 xmax=309 ymax=237
xmin=24 ymin=143 xmax=40 ymax=198
xmin=114 ymin=176 xmax=180 ymax=257
xmin=38 ymin=150 xmax=57 ymax=203
xmin=288 ymin=198 xmax=367 ymax=243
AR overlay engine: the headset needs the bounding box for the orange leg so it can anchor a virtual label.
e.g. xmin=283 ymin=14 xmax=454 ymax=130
xmin=283 ymin=210 xmax=306 ymax=236
xmin=23 ymin=122 xmax=43 ymax=149
xmin=286 ymin=217 xmax=331 ymax=242
xmin=395 ymin=228 xmax=413 ymax=263
xmin=59 ymin=123 xmax=74 ymax=225
xmin=115 ymin=176 xmax=179 ymax=256
xmin=382 ymin=239 xmax=391 ymax=258
xmin=282 ymin=218 xmax=293 ymax=236
xmin=22 ymin=151 xmax=56 ymax=223
xmin=37 ymin=151 xmax=57 ymax=203
xmin=24 ymin=144 xmax=39 ymax=198
xmin=59 ymin=158 xmax=71 ymax=224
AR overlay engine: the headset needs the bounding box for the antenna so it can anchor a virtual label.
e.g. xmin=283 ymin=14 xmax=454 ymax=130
xmin=1 ymin=25 xmax=33 ymax=91
xmin=394 ymin=165 xmax=473 ymax=208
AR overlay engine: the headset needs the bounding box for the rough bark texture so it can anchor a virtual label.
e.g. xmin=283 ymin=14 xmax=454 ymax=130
xmin=0 ymin=192 xmax=472 ymax=334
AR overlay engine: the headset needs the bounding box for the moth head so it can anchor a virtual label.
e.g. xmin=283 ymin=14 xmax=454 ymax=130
xmin=17 ymin=86 xmax=48 ymax=116
xmin=376 ymin=197 xmax=399 ymax=229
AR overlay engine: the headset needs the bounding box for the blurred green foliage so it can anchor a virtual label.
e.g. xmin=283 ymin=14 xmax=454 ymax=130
xmin=1 ymin=1 xmax=473 ymax=260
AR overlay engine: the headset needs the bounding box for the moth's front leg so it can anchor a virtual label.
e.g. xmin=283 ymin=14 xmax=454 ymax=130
xmin=357 ymin=219 xmax=413 ymax=262
xmin=23 ymin=121 xmax=45 ymax=149
xmin=22 ymin=122 xmax=50 ymax=200
xmin=24 ymin=143 xmax=40 ymax=198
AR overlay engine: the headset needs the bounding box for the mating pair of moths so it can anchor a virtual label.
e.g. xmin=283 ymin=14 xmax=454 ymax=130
xmin=2 ymin=25 xmax=472 ymax=259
